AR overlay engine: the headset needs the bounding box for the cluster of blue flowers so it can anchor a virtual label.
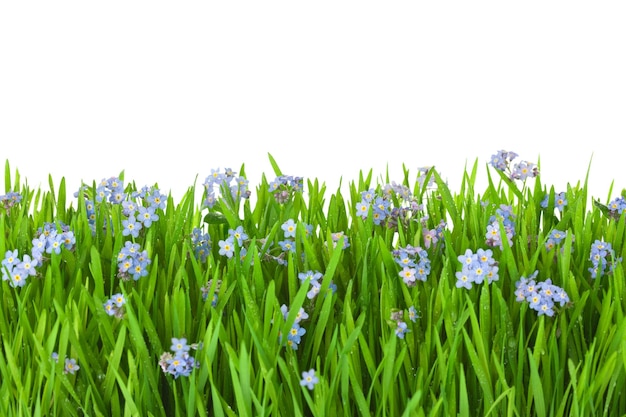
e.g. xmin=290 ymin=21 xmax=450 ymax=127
xmin=200 ymin=279 xmax=221 ymax=307
xmin=545 ymin=229 xmax=566 ymax=248
xmin=116 ymin=241 xmax=151 ymax=281
xmin=280 ymin=303 xmax=309 ymax=350
xmin=354 ymin=179 xmax=432 ymax=230
xmin=122 ymin=203 xmax=159 ymax=238
xmin=355 ymin=188 xmax=393 ymax=226
xmin=217 ymin=225 xmax=249 ymax=261
xmin=93 ymin=177 xmax=125 ymax=204
xmin=353 ymin=176 xmax=445 ymax=252
xmin=103 ymin=293 xmax=126 ymax=318
xmin=76 ymin=178 xmax=161 ymax=261
xmin=455 ymin=248 xmax=499 ymax=289
xmin=0 ymin=191 xmax=21 ymax=213
xmin=191 ymin=227 xmax=211 ymax=262
xmin=75 ymin=178 xmax=157 ymax=323
xmin=514 ymin=271 xmax=570 ymax=316
xmin=93 ymin=178 xmax=161 ymax=280
xmin=33 ymin=222 xmax=76 ymax=260
xmin=390 ymin=305 xmax=420 ymax=339
xmin=76 ymin=177 xmax=124 ymax=231
xmin=387 ymin=309 xmax=408 ymax=339
xmin=485 ymin=204 xmax=516 ymax=249
xmin=276 ymin=218 xmax=301 ymax=256
xmin=489 ymin=150 xmax=539 ymax=181
xmin=158 ymin=338 xmax=200 ymax=378
xmin=261 ymin=219 xmax=314 ymax=265
xmin=2 ymin=249 xmax=38 ymax=288
xmin=607 ymin=195 xmax=626 ymax=217
xmin=588 ymin=240 xmax=619 ymax=279
xmin=489 ymin=150 xmax=516 ymax=171
xmin=121 ymin=186 xmax=165 ymax=237
xmin=202 ymin=168 xmax=250 ymax=209
xmin=269 ymin=175 xmax=303 ymax=204
xmin=276 ymin=269 xmax=338 ymax=351
xmin=298 ymin=270 xmax=336 ymax=300
xmin=2 ymin=222 xmax=75 ymax=288
xmin=393 ymin=245 xmax=431 ymax=287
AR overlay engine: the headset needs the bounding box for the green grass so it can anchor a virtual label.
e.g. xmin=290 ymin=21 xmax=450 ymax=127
xmin=1 ymin=153 xmax=625 ymax=417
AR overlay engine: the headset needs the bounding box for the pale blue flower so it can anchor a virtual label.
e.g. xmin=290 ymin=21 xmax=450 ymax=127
xmin=300 ymin=369 xmax=319 ymax=390
xmin=137 ymin=206 xmax=159 ymax=227
xmin=218 ymin=238 xmax=235 ymax=258
xmin=281 ymin=219 xmax=297 ymax=238
xmin=122 ymin=216 xmax=142 ymax=238
xmin=64 ymin=358 xmax=80 ymax=375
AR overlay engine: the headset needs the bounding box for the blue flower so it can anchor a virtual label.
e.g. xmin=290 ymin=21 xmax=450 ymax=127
xmin=608 ymin=195 xmax=626 ymax=216
xmin=61 ymin=231 xmax=76 ymax=250
xmin=331 ymin=232 xmax=350 ymax=249
xmin=307 ymin=281 xmax=321 ymax=299
xmin=218 ymin=237 xmax=235 ymax=258
xmin=278 ymin=239 xmax=295 ymax=253
xmin=122 ymin=200 xmax=138 ymax=217
xmin=455 ymin=269 xmax=473 ymax=290
xmin=281 ymin=219 xmax=297 ymax=238
xmin=514 ymin=271 xmax=569 ymax=316
xmin=191 ymin=228 xmax=211 ymax=262
xmin=485 ymin=206 xmax=515 ymax=249
xmin=45 ymin=234 xmax=64 ymax=255
xmin=64 ymin=358 xmax=80 ymax=375
xmin=588 ymin=240 xmax=619 ymax=279
xmin=202 ymin=168 xmax=250 ymax=208
xmin=455 ymin=248 xmax=499 ymax=288
xmin=116 ymin=243 xmax=151 ymax=281
xmin=287 ymin=323 xmax=306 ymax=349
xmin=201 ymin=279 xmax=221 ymax=306
xmin=171 ymin=338 xmax=190 ymax=354
xmin=228 ymin=226 xmax=248 ymax=246
xmin=159 ymin=338 xmax=200 ymax=378
xmin=146 ymin=189 xmax=166 ymax=210
xmin=510 ymin=160 xmax=539 ymax=181
xmin=0 ymin=191 xmax=22 ymax=211
xmin=395 ymin=321 xmax=410 ymax=339
xmin=2 ymin=249 xmax=19 ymax=268
xmin=104 ymin=293 xmax=126 ymax=318
xmin=103 ymin=299 xmax=117 ymax=316
xmin=399 ymin=267 xmax=417 ymax=286
xmin=122 ymin=216 xmax=142 ymax=238
xmin=355 ymin=201 xmax=370 ymax=219
xmin=300 ymin=369 xmax=319 ymax=390
xmin=393 ymin=245 xmax=431 ymax=286
xmin=130 ymin=259 xmax=150 ymax=281
xmin=458 ymin=249 xmax=477 ymax=267
xmin=298 ymin=270 xmax=322 ymax=284
xmin=137 ymin=206 xmax=159 ymax=227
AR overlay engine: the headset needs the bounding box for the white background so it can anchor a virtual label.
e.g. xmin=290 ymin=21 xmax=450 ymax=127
xmin=1 ymin=2 xmax=625 ymax=206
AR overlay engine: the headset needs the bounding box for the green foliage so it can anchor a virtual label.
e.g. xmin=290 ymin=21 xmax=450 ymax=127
xmin=1 ymin=156 xmax=625 ymax=416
